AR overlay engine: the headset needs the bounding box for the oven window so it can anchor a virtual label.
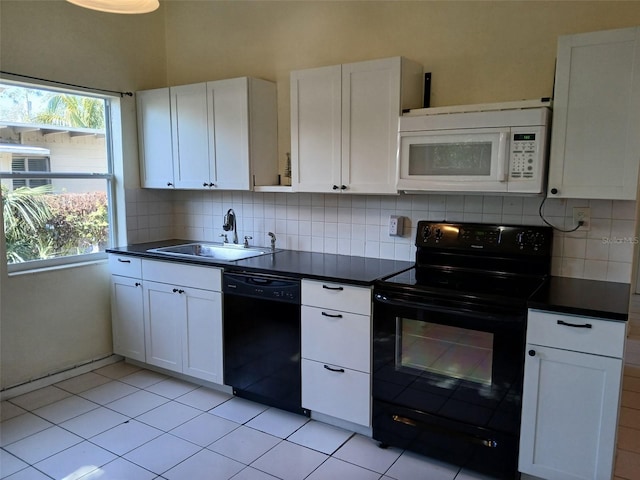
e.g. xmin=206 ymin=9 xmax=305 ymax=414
xmin=408 ymin=142 xmax=492 ymax=176
xmin=396 ymin=318 xmax=493 ymax=385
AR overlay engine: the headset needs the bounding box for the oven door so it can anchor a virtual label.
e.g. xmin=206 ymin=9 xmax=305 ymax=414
xmin=372 ymin=289 xmax=525 ymax=478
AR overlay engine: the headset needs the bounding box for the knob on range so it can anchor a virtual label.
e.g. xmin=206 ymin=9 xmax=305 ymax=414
xmin=516 ymin=230 xmax=546 ymax=251
xmin=421 ymin=225 xmax=444 ymax=242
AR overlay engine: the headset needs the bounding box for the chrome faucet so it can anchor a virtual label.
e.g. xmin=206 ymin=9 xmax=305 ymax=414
xmin=223 ymin=209 xmax=238 ymax=244
xmin=268 ymin=232 xmax=276 ymax=251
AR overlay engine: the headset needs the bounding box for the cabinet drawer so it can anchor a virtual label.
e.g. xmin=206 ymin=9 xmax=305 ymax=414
xmin=301 ymin=305 xmax=370 ymax=372
xmin=302 ymin=279 xmax=371 ymax=315
xmin=301 ymin=359 xmax=370 ymax=427
xmin=527 ymin=309 xmax=626 ymax=358
xmin=108 ymin=255 xmax=142 ymax=278
xmin=142 ymin=259 xmax=222 ymax=291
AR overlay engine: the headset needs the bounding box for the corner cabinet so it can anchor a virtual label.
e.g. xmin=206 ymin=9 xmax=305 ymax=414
xmin=548 ymin=26 xmax=640 ymax=200
xmin=137 ymin=77 xmax=278 ymax=191
xmin=300 ymin=279 xmax=372 ymax=427
xmin=519 ymin=309 xmax=627 ymax=480
xmin=291 ymin=57 xmax=423 ymax=194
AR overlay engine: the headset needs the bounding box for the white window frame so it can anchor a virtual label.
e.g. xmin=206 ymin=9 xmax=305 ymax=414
xmin=0 ymin=81 xmax=119 ymax=273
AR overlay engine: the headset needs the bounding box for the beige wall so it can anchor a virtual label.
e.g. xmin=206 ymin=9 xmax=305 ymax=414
xmin=2 ymin=0 xmax=640 ymax=388
xmin=0 ymin=0 xmax=164 ymax=388
xmin=162 ymin=0 xmax=640 ymax=171
xmin=1 ymin=262 xmax=112 ymax=388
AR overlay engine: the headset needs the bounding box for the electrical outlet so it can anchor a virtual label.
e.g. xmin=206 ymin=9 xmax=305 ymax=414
xmin=572 ymin=207 xmax=591 ymax=230
xmin=389 ymin=215 xmax=404 ymax=236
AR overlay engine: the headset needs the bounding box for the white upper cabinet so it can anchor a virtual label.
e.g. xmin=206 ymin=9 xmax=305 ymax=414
xmin=137 ymin=77 xmax=278 ymax=190
xmin=548 ymin=26 xmax=640 ymax=199
xmin=137 ymin=88 xmax=174 ymax=188
xmin=207 ymin=77 xmax=279 ymax=190
xmin=291 ymin=65 xmax=342 ymax=193
xmin=291 ymin=57 xmax=423 ymax=194
xmin=171 ymin=82 xmax=212 ymax=189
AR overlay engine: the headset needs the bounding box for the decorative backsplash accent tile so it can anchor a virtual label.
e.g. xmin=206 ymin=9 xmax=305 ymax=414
xmin=125 ymin=189 xmax=637 ymax=284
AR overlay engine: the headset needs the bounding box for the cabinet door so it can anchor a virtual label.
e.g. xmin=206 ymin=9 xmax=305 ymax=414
xmin=519 ymin=345 xmax=623 ymax=480
xmin=548 ymin=27 xmax=640 ymax=199
xmin=170 ymin=83 xmax=213 ymax=189
xmin=207 ymin=78 xmax=251 ymax=190
xmin=301 ymin=306 xmax=370 ymax=373
xmin=137 ymin=88 xmax=174 ymax=189
xmin=341 ymin=57 xmax=403 ymax=194
xmin=143 ymin=280 xmax=184 ymax=373
xmin=302 ymin=359 xmax=370 ymax=427
xmin=110 ymin=275 xmax=145 ymax=362
xmin=291 ymin=65 xmax=342 ymax=193
xmin=182 ymin=287 xmax=223 ymax=384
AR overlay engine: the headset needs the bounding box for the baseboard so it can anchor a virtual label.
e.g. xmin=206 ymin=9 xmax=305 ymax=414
xmin=0 ymin=354 xmax=123 ymax=401
xmin=310 ymin=411 xmax=372 ymax=437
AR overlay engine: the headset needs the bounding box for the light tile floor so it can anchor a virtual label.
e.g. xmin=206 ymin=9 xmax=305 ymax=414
xmin=615 ymin=363 xmax=640 ymax=480
xmin=0 ymin=361 xmax=497 ymax=480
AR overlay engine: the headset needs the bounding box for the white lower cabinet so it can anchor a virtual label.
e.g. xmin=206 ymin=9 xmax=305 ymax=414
xmin=142 ymin=260 xmax=223 ymax=384
xmin=301 ymin=359 xmax=371 ymax=427
xmin=144 ymin=280 xmax=222 ymax=383
xmin=519 ymin=309 xmax=626 ymax=480
xmin=301 ymin=279 xmax=372 ymax=427
xmin=108 ymin=255 xmax=223 ymax=385
xmin=111 ymin=275 xmax=145 ymax=362
xmin=109 ymin=255 xmax=145 ymax=362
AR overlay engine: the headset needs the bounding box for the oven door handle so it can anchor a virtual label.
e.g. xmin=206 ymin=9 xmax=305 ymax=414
xmin=374 ymin=292 xmax=512 ymax=321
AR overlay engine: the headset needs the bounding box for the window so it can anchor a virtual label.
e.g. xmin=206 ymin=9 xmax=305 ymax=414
xmin=11 ymin=156 xmax=52 ymax=189
xmin=0 ymin=81 xmax=116 ymax=271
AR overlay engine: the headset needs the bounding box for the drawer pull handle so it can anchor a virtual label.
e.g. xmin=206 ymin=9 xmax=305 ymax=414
xmin=557 ymin=319 xmax=592 ymax=329
xmin=135 ymin=282 xmax=141 ymax=287
xmin=117 ymin=258 xmax=131 ymax=263
xmin=324 ymin=365 xmax=345 ymax=373
xmin=172 ymin=288 xmax=185 ymax=294
xmin=528 ymin=349 xmax=536 ymax=357
xmin=321 ymin=312 xmax=343 ymax=318
xmin=322 ymin=285 xmax=344 ymax=291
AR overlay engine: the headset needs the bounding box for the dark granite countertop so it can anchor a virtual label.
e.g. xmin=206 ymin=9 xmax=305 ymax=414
xmin=528 ymin=276 xmax=630 ymax=321
xmin=106 ymin=240 xmax=414 ymax=286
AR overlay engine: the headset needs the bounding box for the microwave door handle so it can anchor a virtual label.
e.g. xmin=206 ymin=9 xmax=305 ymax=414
xmin=497 ymin=131 xmax=509 ymax=182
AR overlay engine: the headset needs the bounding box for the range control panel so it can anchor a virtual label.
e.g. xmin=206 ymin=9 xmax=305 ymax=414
xmin=416 ymin=221 xmax=552 ymax=255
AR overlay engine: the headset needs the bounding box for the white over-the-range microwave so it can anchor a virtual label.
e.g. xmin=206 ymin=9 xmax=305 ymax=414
xmin=397 ymin=100 xmax=551 ymax=194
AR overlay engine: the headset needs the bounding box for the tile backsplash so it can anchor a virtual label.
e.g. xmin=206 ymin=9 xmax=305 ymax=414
xmin=125 ymin=189 xmax=637 ymax=284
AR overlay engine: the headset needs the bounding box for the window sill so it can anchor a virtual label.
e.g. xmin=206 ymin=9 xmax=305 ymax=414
xmin=7 ymin=253 xmax=108 ymax=276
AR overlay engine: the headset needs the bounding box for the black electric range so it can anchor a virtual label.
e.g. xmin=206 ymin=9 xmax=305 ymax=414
xmin=372 ymin=221 xmax=553 ymax=479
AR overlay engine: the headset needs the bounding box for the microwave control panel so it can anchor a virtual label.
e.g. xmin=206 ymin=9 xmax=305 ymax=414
xmin=509 ymin=126 xmax=546 ymax=183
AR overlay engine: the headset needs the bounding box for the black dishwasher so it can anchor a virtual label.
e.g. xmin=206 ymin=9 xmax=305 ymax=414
xmin=222 ymin=271 xmax=307 ymax=416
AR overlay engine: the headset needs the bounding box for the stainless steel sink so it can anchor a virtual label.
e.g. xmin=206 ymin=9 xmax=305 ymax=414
xmin=147 ymin=243 xmax=277 ymax=262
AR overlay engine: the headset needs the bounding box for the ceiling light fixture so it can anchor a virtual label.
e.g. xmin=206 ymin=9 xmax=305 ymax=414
xmin=66 ymin=0 xmax=159 ymax=14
